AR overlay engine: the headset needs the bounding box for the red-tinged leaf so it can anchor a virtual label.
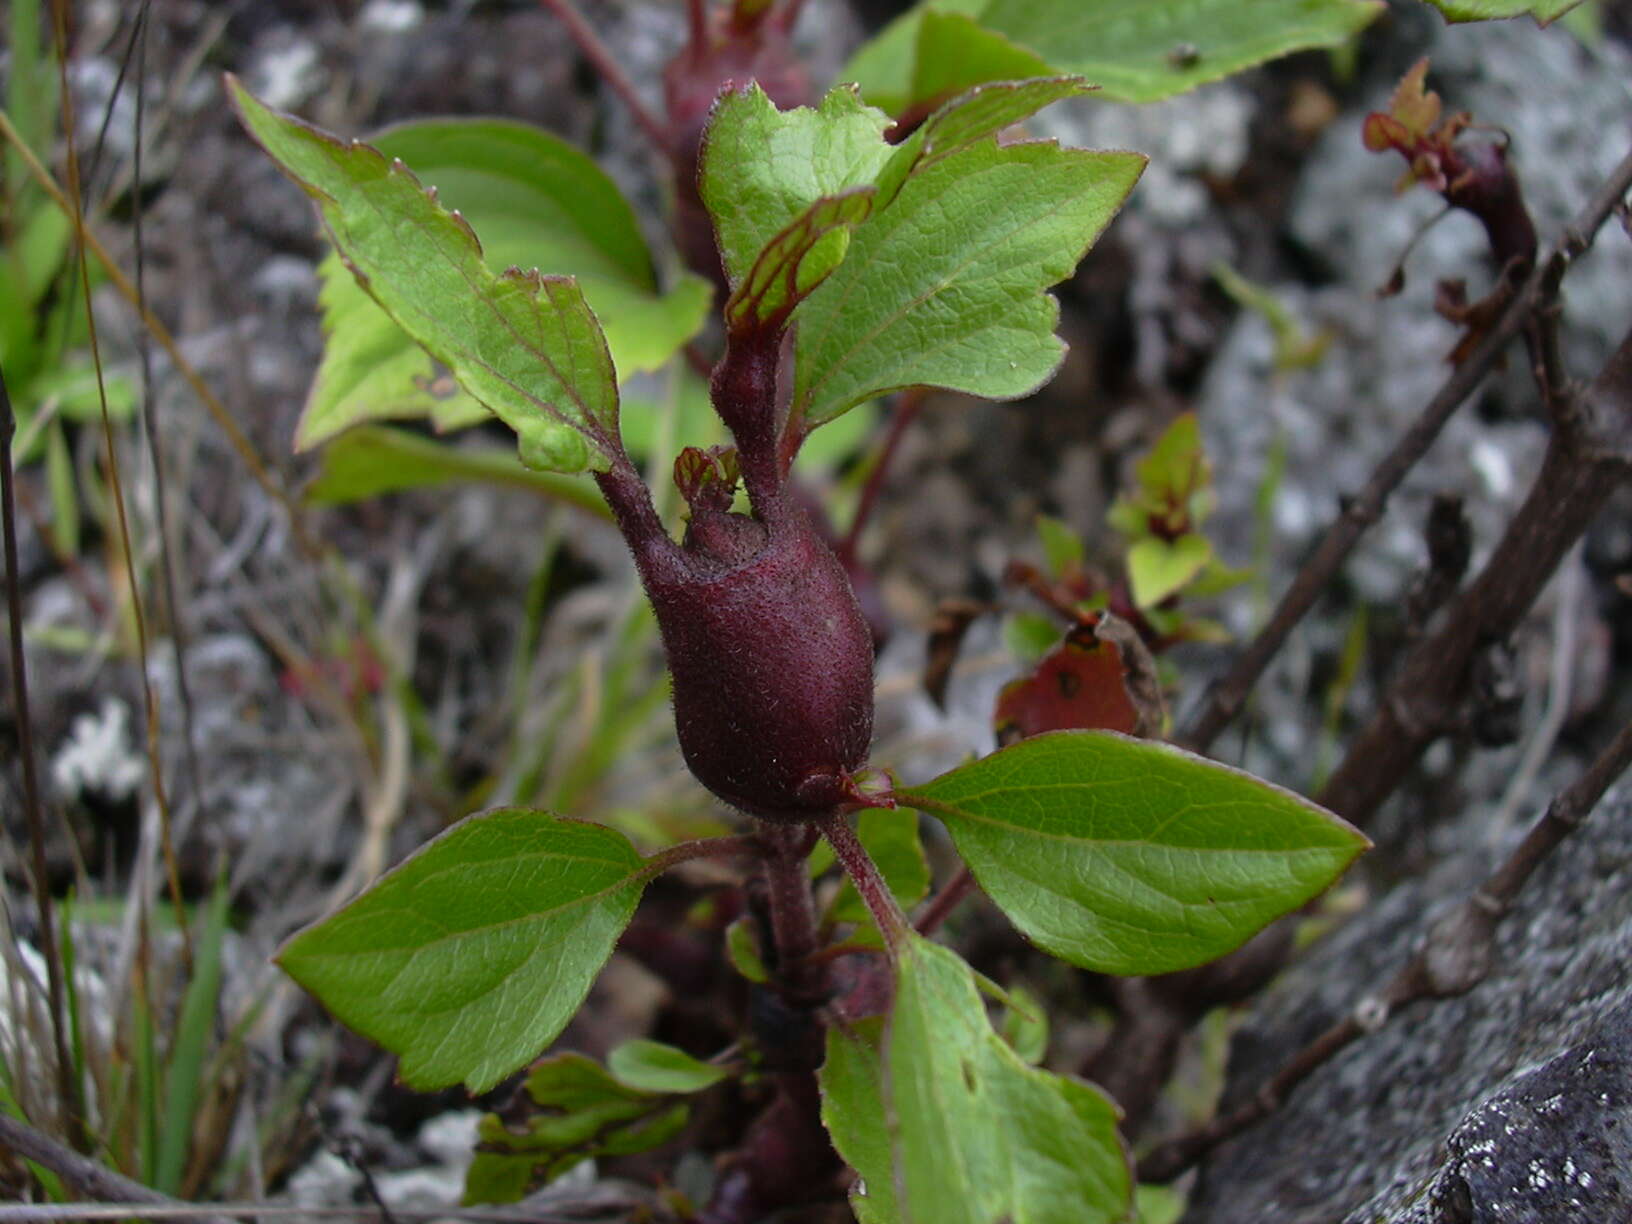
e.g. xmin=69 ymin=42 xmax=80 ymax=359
xmin=995 ymin=613 xmax=1163 ymax=743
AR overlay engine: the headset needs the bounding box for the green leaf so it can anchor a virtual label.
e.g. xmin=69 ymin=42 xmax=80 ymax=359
xmin=899 ymin=731 xmax=1368 ymax=975
xmin=792 ymin=85 xmax=1143 ymax=431
xmin=842 ymin=0 xmax=1382 ymax=108
xmin=821 ymin=1018 xmax=900 ymax=1224
xmin=909 ymin=12 xmax=1054 ymax=115
xmin=44 ymin=422 xmax=78 ymax=556
xmin=1001 ymin=983 xmax=1049 ymax=1066
xmin=465 ymin=1052 xmax=686 ymax=1204
xmin=725 ymin=916 xmax=770 ymax=984
xmin=299 ymin=118 xmax=712 ymax=451
xmin=302 ymin=425 xmax=612 ymax=519
xmin=1036 ymin=514 xmax=1085 ymax=579
xmin=277 ymin=808 xmax=648 ymax=1092
xmin=607 ymin=1039 xmax=728 ymax=1094
xmin=1420 ymin=0 xmax=1580 ymax=20
xmin=826 ymin=935 xmax=1132 ymax=1223
xmin=230 ymin=82 xmax=626 ymax=474
xmin=724 ymin=189 xmax=874 ymax=336
xmin=1127 ymin=534 xmax=1212 ymax=608
xmin=1135 ymin=1184 xmax=1187 ymax=1224
xmin=699 ymin=84 xmax=895 ymax=287
xmin=827 ymin=808 xmax=931 ymax=929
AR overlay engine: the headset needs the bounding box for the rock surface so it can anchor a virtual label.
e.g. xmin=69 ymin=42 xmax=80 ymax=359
xmin=1181 ymin=787 xmax=1632 ymax=1223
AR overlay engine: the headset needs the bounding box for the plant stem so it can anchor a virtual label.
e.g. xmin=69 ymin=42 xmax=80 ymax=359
xmin=755 ymin=821 xmax=826 ymax=999
xmin=840 ymin=388 xmax=925 ymax=566
xmin=1 ymin=361 xmax=84 ymax=1150
xmin=1318 ymin=323 xmax=1632 ymax=824
xmin=913 ymin=865 xmax=976 ymax=937
xmin=537 ymin=0 xmax=674 ymax=159
xmin=820 ymin=813 xmax=908 ymax=955
xmin=643 ymin=833 xmax=763 ymax=876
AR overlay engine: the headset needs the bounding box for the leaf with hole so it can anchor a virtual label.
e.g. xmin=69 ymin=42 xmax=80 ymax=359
xmin=822 ymin=935 xmax=1131 ymax=1223
xmin=899 ymin=731 xmax=1368 ymax=974
xmin=277 ymin=808 xmax=648 ymax=1092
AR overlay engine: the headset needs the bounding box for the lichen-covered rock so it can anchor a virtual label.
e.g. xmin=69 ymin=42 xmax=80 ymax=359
xmin=1182 ymin=788 xmax=1632 ymax=1222
xmin=1398 ymin=1011 xmax=1632 ymax=1224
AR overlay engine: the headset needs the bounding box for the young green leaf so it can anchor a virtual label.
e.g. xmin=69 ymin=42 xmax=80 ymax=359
xmin=822 ymin=936 xmax=1132 ymax=1223
xmin=842 ymin=0 xmax=1382 ymax=109
xmin=899 ymin=731 xmax=1368 ymax=975
xmin=699 ymin=84 xmax=895 ymax=286
xmin=725 ymin=916 xmax=771 ymax=984
xmin=229 ymin=81 xmax=624 ymax=474
xmin=277 ymin=809 xmax=648 ymax=1092
xmin=792 ymin=90 xmax=1143 ymax=432
xmin=724 ymin=189 xmax=874 ymax=337
xmin=606 ymin=1038 xmax=728 ymax=1095
xmin=299 ymin=118 xmax=711 ymax=451
xmin=1127 ymin=534 xmax=1213 ymax=608
xmin=1420 ymin=0 xmax=1580 ymax=19
xmin=465 ymin=1052 xmax=687 ymax=1204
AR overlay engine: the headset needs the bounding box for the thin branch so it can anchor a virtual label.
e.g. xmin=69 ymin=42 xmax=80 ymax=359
xmin=129 ymin=3 xmax=209 ymax=844
xmin=840 ymin=388 xmax=925 ymax=566
xmin=687 ymin=0 xmax=710 ymax=50
xmin=0 ymin=1115 xmax=229 ymax=1224
xmin=1180 ymin=143 xmax=1632 ymax=755
xmin=1318 ymin=321 xmax=1632 ymax=824
xmin=756 ymin=820 xmax=828 ymax=999
xmin=1 ymin=366 xmax=79 ymax=1148
xmin=1139 ymin=710 xmax=1632 ymax=1183
xmin=912 ymin=865 xmax=976 ymax=937
xmin=537 ymin=0 xmax=673 ymax=158
xmin=643 ymin=833 xmax=763 ymax=875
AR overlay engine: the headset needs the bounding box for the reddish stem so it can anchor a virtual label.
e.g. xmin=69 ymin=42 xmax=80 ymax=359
xmin=914 ymin=865 xmax=977 ymax=937
xmin=821 ymin=813 xmax=908 ymax=955
xmin=840 ymin=388 xmax=926 ymax=565
xmin=537 ymin=0 xmax=674 ymax=159
xmin=756 ymin=821 xmax=827 ymax=1000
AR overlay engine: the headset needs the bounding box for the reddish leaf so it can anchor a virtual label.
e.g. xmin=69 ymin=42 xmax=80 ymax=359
xmin=994 ymin=613 xmax=1163 ymax=744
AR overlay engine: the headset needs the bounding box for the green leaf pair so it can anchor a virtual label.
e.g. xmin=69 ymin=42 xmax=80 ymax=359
xmin=294 ymin=117 xmax=710 ymax=455
xmin=465 ymin=1044 xmax=725 ymax=1203
xmin=701 ymin=78 xmax=1146 ymax=445
xmin=233 ymin=82 xmax=632 ymax=473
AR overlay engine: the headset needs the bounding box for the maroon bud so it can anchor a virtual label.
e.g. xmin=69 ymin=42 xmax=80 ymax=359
xmin=649 ymin=495 xmax=875 ymax=821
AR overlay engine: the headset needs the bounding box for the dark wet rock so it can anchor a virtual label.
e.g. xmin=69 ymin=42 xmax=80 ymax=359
xmin=1182 ymin=787 xmax=1632 ymax=1223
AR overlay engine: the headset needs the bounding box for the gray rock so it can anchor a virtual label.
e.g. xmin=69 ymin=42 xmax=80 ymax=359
xmin=1397 ymin=1012 xmax=1632 ymax=1224
xmin=1181 ymin=787 xmax=1632 ymax=1223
